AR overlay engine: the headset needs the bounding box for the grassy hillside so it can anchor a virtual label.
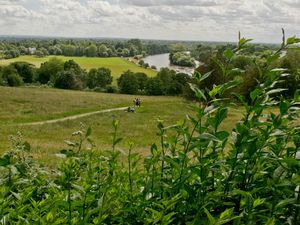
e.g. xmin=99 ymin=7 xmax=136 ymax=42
xmin=0 ymin=55 xmax=157 ymax=78
xmin=0 ymin=87 xmax=195 ymax=164
xmin=0 ymin=87 xmax=245 ymax=165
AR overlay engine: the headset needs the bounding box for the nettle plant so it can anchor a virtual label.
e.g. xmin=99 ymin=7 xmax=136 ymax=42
xmin=0 ymin=32 xmax=300 ymax=225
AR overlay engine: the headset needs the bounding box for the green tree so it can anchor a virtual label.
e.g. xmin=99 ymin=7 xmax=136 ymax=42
xmin=122 ymin=48 xmax=130 ymax=57
xmin=40 ymin=47 xmax=49 ymax=56
xmin=38 ymin=58 xmax=64 ymax=84
xmin=10 ymin=62 xmax=35 ymax=83
xmin=63 ymin=60 xmax=86 ymax=89
xmin=0 ymin=66 xmax=23 ymax=86
xmin=157 ymin=68 xmax=176 ymax=94
xmin=117 ymin=70 xmax=139 ymax=94
xmin=87 ymin=68 xmax=113 ymax=89
xmin=54 ymin=70 xmax=80 ymax=90
xmin=135 ymin=72 xmax=148 ymax=91
xmin=170 ymin=52 xmax=195 ymax=67
xmin=61 ymin=44 xmax=76 ymax=56
xmin=85 ymin=44 xmax=97 ymax=57
xmin=98 ymin=44 xmax=109 ymax=57
xmin=35 ymin=50 xmax=44 ymax=58
xmin=145 ymin=77 xmax=164 ymax=95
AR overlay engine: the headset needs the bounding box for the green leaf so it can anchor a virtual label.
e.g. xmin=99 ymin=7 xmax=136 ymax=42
xmin=151 ymin=143 xmax=158 ymax=156
xmin=265 ymin=218 xmax=276 ymax=225
xmin=216 ymin=131 xmax=230 ymax=141
xmin=113 ymin=137 xmax=123 ymax=146
xmin=267 ymin=53 xmax=280 ymax=64
xmin=287 ymin=36 xmax=300 ymax=45
xmin=238 ymin=38 xmax=253 ymax=49
xmin=200 ymin=71 xmax=213 ymax=82
xmin=266 ymin=88 xmax=287 ymax=95
xmin=250 ymin=89 xmax=262 ymax=101
xmin=23 ymin=141 xmax=31 ymax=152
xmin=64 ymin=140 xmax=77 ymax=147
xmin=204 ymin=208 xmax=216 ymax=224
xmin=223 ymin=49 xmax=234 ymax=60
xmin=46 ymin=212 xmax=54 ymax=222
xmin=219 ymin=79 xmax=240 ymax=95
xmin=275 ymin=198 xmax=296 ymax=208
xmin=198 ymin=133 xmax=220 ymax=142
xmin=220 ymin=208 xmax=234 ymax=219
xmin=85 ymin=126 xmax=92 ymax=137
xmin=193 ymin=71 xmax=202 ymax=80
xmin=189 ymin=83 xmax=207 ymax=101
xmin=279 ymin=101 xmax=289 ymax=114
xmin=112 ymin=119 xmax=119 ymax=129
xmin=215 ymin=107 xmax=228 ymax=127
xmin=253 ymin=198 xmax=265 ymax=208
xmin=209 ymin=85 xmax=221 ymax=98
xmin=0 ymin=155 xmax=10 ymax=167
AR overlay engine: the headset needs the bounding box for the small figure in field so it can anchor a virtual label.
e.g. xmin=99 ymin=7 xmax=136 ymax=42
xmin=126 ymin=107 xmax=135 ymax=113
xmin=135 ymin=98 xmax=141 ymax=107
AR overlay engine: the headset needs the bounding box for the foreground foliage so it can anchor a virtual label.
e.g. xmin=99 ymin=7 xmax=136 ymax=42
xmin=0 ymin=35 xmax=300 ymax=224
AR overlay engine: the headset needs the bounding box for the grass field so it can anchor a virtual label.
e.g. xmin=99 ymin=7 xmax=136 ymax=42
xmin=0 ymin=55 xmax=157 ymax=78
xmin=0 ymin=86 xmax=244 ymax=166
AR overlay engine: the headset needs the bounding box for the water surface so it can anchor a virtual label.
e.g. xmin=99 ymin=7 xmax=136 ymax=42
xmin=143 ymin=53 xmax=200 ymax=75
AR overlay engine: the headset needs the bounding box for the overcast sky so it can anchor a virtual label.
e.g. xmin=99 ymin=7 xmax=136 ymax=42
xmin=0 ymin=0 xmax=299 ymax=43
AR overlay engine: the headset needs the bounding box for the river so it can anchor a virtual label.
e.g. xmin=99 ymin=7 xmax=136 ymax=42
xmin=143 ymin=53 xmax=200 ymax=75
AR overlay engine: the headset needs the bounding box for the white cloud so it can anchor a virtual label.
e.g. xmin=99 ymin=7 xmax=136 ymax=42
xmin=0 ymin=0 xmax=299 ymax=43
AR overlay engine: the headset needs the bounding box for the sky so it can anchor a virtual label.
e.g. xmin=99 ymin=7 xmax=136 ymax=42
xmin=0 ymin=0 xmax=299 ymax=43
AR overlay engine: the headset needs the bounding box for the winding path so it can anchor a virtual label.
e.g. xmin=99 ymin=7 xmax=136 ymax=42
xmin=13 ymin=107 xmax=128 ymax=126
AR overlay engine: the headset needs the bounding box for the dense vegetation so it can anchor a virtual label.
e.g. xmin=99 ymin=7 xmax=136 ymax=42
xmin=0 ymin=39 xmax=169 ymax=59
xmin=169 ymin=44 xmax=196 ymax=67
xmin=0 ymin=35 xmax=299 ymax=224
xmin=185 ymin=45 xmax=300 ymax=101
xmin=0 ymin=58 xmax=190 ymax=96
xmin=170 ymin=52 xmax=196 ymax=67
xmin=0 ymin=38 xmax=169 ymax=59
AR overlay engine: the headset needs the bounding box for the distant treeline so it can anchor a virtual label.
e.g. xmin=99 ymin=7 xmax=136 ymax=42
xmin=0 ymin=38 xmax=170 ymax=59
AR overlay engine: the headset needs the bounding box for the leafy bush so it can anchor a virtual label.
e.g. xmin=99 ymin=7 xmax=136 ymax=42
xmin=106 ymin=85 xmax=118 ymax=93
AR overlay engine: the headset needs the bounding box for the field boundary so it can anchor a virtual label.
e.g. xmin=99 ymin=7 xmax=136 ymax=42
xmin=9 ymin=107 xmax=128 ymax=126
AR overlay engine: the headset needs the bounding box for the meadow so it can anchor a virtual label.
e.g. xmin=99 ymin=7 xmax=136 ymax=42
xmin=0 ymin=55 xmax=157 ymax=78
xmin=0 ymin=86 xmax=243 ymax=165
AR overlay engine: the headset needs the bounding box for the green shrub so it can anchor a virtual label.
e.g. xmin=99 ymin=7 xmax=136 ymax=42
xmin=5 ymin=73 xmax=23 ymax=87
xmin=106 ymin=85 xmax=118 ymax=93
